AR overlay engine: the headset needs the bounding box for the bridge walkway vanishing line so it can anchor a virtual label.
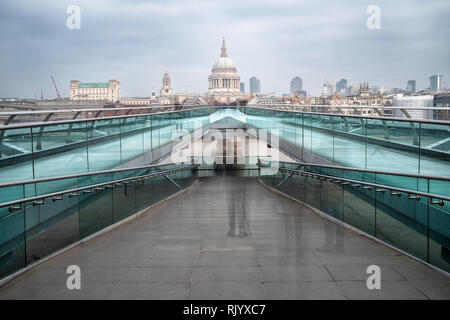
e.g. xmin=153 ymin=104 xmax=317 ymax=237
xmin=0 ymin=176 xmax=449 ymax=300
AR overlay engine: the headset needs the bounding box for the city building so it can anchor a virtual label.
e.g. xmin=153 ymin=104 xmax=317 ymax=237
xmin=329 ymin=90 xmax=393 ymax=108
xmin=336 ymin=79 xmax=347 ymax=96
xmin=370 ymin=85 xmax=381 ymax=96
xmin=205 ymin=38 xmax=249 ymax=104
xmin=434 ymin=93 xmax=450 ymax=108
xmin=155 ymin=71 xmax=191 ymax=105
xmin=157 ymin=39 xmax=249 ymax=105
xmin=208 ymin=38 xmax=241 ymax=95
xmin=70 ymin=80 xmax=120 ymax=102
xmin=430 ymin=74 xmax=443 ymax=92
xmin=388 ymin=87 xmax=407 ymax=94
xmin=407 ymin=80 xmax=416 ymax=93
xmin=393 ymin=94 xmax=434 ymax=119
xmin=327 ymin=83 xmax=334 ymax=96
xmin=249 ymin=77 xmax=261 ymax=94
xmin=119 ymin=97 xmax=152 ymax=107
xmin=321 ymin=81 xmax=329 ymax=97
xmin=296 ymin=90 xmax=307 ymax=97
xmin=160 ymin=72 xmax=172 ymax=96
xmin=359 ymin=82 xmax=370 ymax=98
xmin=290 ymin=76 xmax=303 ymax=96
xmin=324 ymin=81 xmax=393 ymax=110
xmin=347 ymin=84 xmax=359 ymax=96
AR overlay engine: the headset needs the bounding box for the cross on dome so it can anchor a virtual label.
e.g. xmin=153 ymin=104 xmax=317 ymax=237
xmin=221 ymin=37 xmax=228 ymax=57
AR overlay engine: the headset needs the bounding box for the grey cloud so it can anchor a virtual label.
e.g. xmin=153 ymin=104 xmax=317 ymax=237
xmin=0 ymin=0 xmax=449 ymax=98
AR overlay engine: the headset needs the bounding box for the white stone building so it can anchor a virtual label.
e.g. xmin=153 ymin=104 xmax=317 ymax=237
xmin=156 ymin=38 xmax=249 ymax=105
xmin=206 ymin=38 xmax=248 ymax=104
xmin=208 ymin=38 xmax=241 ymax=94
xmin=160 ymin=72 xmax=172 ymax=96
xmin=70 ymin=80 xmax=120 ymax=102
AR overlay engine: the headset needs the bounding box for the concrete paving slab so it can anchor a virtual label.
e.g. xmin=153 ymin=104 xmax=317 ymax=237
xmin=0 ymin=176 xmax=448 ymax=299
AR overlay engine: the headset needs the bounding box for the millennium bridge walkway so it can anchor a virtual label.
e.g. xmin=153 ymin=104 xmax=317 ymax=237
xmin=0 ymin=176 xmax=449 ymax=299
xmin=0 ymin=106 xmax=448 ymax=299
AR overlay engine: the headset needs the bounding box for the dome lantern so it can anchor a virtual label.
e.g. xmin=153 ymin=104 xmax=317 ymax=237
xmin=221 ymin=38 xmax=228 ymax=57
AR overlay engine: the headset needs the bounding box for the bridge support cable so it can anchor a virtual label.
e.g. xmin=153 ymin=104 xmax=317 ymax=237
xmin=164 ymin=174 xmax=181 ymax=189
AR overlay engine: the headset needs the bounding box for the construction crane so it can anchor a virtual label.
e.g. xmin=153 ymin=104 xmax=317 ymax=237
xmin=50 ymin=75 xmax=61 ymax=99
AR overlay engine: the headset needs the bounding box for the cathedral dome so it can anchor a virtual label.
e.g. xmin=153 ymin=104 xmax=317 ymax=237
xmin=211 ymin=39 xmax=238 ymax=73
xmin=208 ymin=38 xmax=241 ymax=94
xmin=212 ymin=57 xmax=237 ymax=73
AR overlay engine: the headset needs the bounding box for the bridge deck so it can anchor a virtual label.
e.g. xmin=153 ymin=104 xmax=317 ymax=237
xmin=0 ymin=176 xmax=449 ymax=299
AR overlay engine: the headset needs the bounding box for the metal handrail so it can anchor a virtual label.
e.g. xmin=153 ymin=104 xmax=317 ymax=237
xmin=245 ymin=105 xmax=450 ymax=125
xmin=276 ymin=161 xmax=450 ymax=182
xmin=249 ymin=103 xmax=450 ymax=111
xmin=0 ymin=105 xmax=211 ymax=129
xmin=0 ymin=163 xmax=189 ymax=188
xmin=0 ymin=105 xmax=211 ymax=118
xmin=0 ymin=106 xmax=165 ymax=116
xmin=2 ymin=105 xmax=450 ymax=130
xmin=1 ymin=164 xmax=199 ymax=212
xmin=274 ymin=166 xmax=450 ymax=203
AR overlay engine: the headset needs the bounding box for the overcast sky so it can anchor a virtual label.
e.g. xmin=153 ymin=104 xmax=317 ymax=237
xmin=0 ymin=0 xmax=449 ymax=98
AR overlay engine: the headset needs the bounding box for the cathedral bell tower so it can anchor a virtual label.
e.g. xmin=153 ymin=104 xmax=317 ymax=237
xmin=160 ymin=71 xmax=172 ymax=96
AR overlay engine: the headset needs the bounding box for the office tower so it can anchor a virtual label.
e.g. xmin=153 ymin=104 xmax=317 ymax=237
xmin=249 ymin=76 xmax=260 ymax=94
xmin=297 ymin=90 xmax=307 ymax=97
xmin=321 ymin=81 xmax=329 ymax=97
xmin=327 ymin=84 xmax=334 ymax=96
xmin=336 ymin=78 xmax=347 ymax=95
xmin=429 ymin=75 xmax=443 ymax=92
xmin=406 ymin=80 xmax=416 ymax=93
xmin=290 ymin=76 xmax=303 ymax=95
